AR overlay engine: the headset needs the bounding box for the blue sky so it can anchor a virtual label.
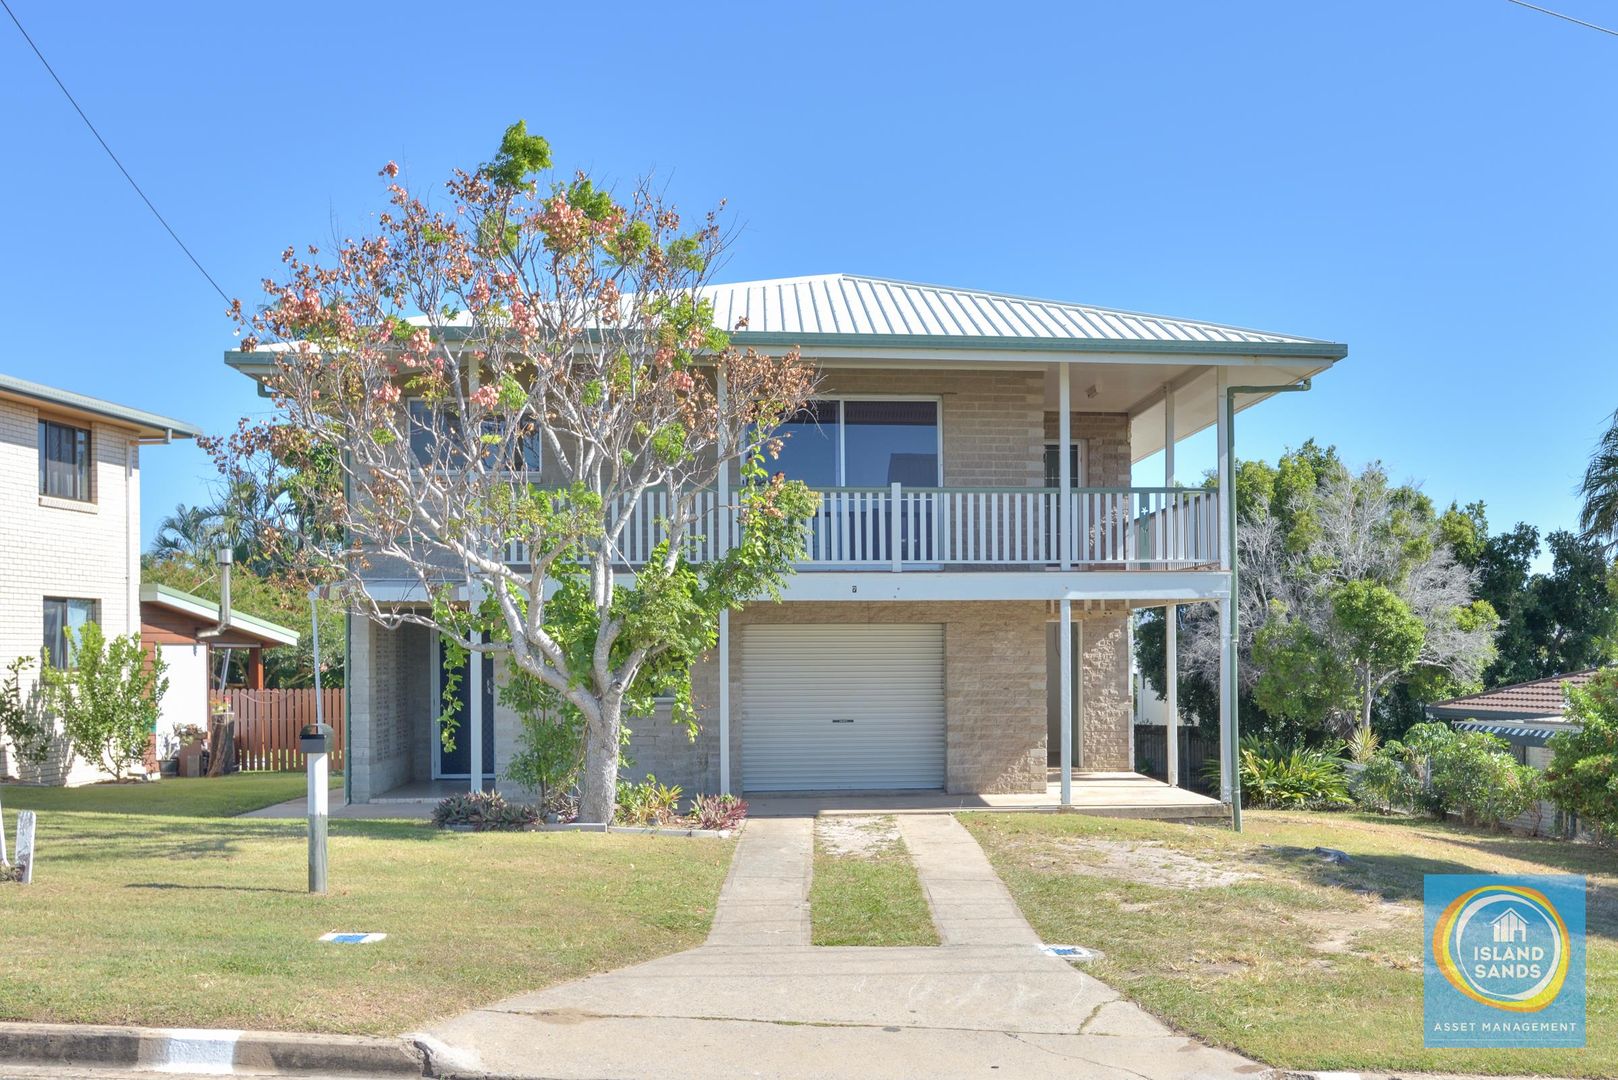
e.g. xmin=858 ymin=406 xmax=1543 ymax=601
xmin=3 ymin=1 xmax=1614 ymax=559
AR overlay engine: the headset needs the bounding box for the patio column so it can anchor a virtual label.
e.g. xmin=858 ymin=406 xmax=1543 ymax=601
xmin=1163 ymin=384 xmax=1179 ymax=789
xmin=717 ymin=368 xmax=730 ymax=554
xmin=1215 ymin=367 xmax=1234 ymax=804
xmin=1059 ymin=598 xmax=1072 ymax=805
xmin=1058 ymin=361 xmax=1073 ymax=569
xmin=468 ymin=590 xmax=485 ymax=795
xmin=716 ymin=366 xmax=732 ymax=796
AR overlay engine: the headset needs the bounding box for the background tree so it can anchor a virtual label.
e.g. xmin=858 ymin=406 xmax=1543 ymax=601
xmin=1142 ymin=444 xmax=1496 ymax=744
xmin=226 ymin=122 xmax=817 ymax=823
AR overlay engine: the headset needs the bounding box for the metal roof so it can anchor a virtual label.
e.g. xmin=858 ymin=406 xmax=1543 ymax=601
xmin=700 ymin=274 xmax=1343 ymax=354
xmin=0 ymin=374 xmax=200 ymax=439
xmin=140 ymin=583 xmax=300 ymax=647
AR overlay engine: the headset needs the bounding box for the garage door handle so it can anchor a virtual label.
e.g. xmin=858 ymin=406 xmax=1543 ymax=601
xmin=831 ymin=718 xmax=853 ymax=724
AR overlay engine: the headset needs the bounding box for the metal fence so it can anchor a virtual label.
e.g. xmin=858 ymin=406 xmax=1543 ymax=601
xmin=1133 ymin=723 xmax=1219 ymax=794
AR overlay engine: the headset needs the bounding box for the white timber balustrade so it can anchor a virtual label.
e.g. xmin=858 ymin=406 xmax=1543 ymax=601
xmin=501 ymin=484 xmax=1220 ymax=570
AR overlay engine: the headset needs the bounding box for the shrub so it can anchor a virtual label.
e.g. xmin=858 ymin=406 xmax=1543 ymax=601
xmin=431 ymin=791 xmax=540 ymax=831
xmin=499 ymin=672 xmax=585 ymax=812
xmin=690 ymin=793 xmax=748 ymax=831
xmin=1354 ymin=722 xmax=1541 ymax=828
xmin=38 ymin=625 xmax=167 ymax=780
xmin=1223 ymin=737 xmax=1351 ymax=809
xmin=1545 ymin=671 xmax=1618 ymax=839
xmin=616 ymin=775 xmax=683 ymax=826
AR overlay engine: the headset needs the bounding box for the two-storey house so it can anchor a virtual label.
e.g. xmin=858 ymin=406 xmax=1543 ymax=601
xmin=226 ymin=275 xmax=1346 ymax=814
xmin=0 ymin=374 xmax=198 ymax=785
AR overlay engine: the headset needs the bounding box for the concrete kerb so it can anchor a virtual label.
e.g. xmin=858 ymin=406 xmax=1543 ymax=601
xmin=0 ymin=1021 xmax=426 ymax=1076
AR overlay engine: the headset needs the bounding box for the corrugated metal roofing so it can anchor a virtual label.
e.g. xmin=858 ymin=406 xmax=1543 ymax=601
xmin=0 ymin=374 xmax=200 ymax=438
xmin=1426 ymin=669 xmax=1601 ymax=720
xmin=700 ymin=274 xmax=1333 ymax=347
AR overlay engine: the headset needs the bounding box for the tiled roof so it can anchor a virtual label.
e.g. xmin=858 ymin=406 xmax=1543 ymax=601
xmin=1426 ymin=669 xmax=1601 ymax=720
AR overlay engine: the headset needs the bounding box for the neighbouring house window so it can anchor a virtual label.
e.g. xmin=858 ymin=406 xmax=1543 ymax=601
xmin=771 ymin=398 xmax=940 ymax=487
xmin=43 ymin=597 xmax=98 ymax=669
xmin=1511 ymin=743 xmax=1530 ymax=766
xmin=38 ymin=419 xmax=91 ymax=500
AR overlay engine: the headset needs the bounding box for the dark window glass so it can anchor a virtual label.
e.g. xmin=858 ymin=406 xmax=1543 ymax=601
xmin=38 ymin=420 xmax=91 ymax=500
xmin=43 ymin=598 xmax=98 ymax=669
xmin=771 ymin=400 xmax=840 ymax=487
xmin=843 ymin=400 xmax=938 ymax=487
xmin=1043 ymin=443 xmax=1085 ymax=488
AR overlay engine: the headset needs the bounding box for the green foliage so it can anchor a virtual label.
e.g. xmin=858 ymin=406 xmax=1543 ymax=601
xmin=431 ymin=790 xmax=541 ymax=831
xmin=1474 ymin=525 xmax=1618 ymax=686
xmin=0 ymin=655 xmax=50 ymax=765
xmin=615 ymin=774 xmax=683 ymax=826
xmin=38 ymin=624 xmax=168 ymax=781
xmin=1216 ymin=737 xmax=1350 ymax=809
xmin=499 ymin=671 xmax=585 ymax=812
xmin=1251 ymin=614 xmax=1358 ymax=738
xmin=1546 ymin=669 xmax=1618 ymax=837
xmin=481 ymin=119 xmax=553 ymax=191
xmin=1331 ymin=580 xmax=1425 ymax=680
xmin=1353 ymin=722 xmax=1542 ymax=828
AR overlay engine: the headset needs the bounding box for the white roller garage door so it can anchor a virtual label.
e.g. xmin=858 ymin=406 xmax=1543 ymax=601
xmin=740 ymin=623 xmax=945 ymax=791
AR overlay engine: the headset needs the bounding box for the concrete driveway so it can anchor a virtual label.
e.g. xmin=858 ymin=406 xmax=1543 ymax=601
xmin=419 ymin=815 xmax=1265 ymax=1080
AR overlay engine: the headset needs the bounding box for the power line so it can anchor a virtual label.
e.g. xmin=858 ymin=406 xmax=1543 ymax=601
xmin=1505 ymin=0 xmax=1618 ymax=37
xmin=1 ymin=0 xmax=231 ymax=304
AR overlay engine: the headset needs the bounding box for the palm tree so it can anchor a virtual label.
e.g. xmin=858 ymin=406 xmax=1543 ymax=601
xmin=150 ymin=503 xmax=225 ymax=561
xmin=1579 ymin=413 xmax=1618 ymax=553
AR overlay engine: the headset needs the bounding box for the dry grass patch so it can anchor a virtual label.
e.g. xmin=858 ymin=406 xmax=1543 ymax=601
xmin=963 ymin=809 xmax=1615 ymax=1078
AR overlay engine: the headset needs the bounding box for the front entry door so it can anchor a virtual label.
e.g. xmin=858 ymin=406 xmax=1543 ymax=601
xmin=436 ymin=638 xmax=495 ymax=781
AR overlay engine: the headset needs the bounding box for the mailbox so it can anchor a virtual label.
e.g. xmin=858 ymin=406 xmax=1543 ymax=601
xmin=299 ymin=722 xmax=334 ymax=755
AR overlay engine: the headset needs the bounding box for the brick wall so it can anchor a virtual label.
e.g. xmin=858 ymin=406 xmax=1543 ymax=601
xmin=1079 ymin=613 xmax=1133 ymax=771
xmin=1044 ymin=411 xmax=1131 ymax=487
xmin=347 ymin=617 xmax=431 ymax=801
xmin=0 ymin=398 xmax=142 ymax=786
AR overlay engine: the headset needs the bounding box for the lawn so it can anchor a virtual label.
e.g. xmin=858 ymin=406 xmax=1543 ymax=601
xmin=964 ymin=809 xmax=1615 ymax=1078
xmin=809 ymin=815 xmax=937 ymax=946
xmin=0 ymin=772 xmax=330 ymax=817
xmin=0 ymin=777 xmax=734 ymax=1034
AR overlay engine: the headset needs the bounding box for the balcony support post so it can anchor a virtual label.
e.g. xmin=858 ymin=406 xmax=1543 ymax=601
xmin=1215 ymin=367 xmax=1234 ymax=807
xmin=1163 ymin=383 xmax=1179 ymax=788
xmin=1058 ymin=362 xmax=1073 ymax=569
xmin=890 ymin=482 xmax=903 ymax=571
xmin=718 ymin=608 xmax=731 ymax=795
xmin=717 ymin=369 xmax=730 ymax=555
xmin=1059 ymin=597 xmax=1073 ymax=806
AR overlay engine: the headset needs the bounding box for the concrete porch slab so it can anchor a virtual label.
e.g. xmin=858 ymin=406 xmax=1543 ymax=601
xmin=746 ymin=771 xmax=1228 ymax=821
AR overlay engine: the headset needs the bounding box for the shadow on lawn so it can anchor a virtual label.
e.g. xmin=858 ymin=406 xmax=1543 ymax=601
xmin=1258 ymin=845 xmax=1485 ymax=903
xmin=126 ymin=882 xmax=305 ymax=894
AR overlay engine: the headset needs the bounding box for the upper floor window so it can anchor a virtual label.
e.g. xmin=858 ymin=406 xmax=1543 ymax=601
xmin=39 ymin=419 xmax=91 ymax=501
xmin=407 ymin=400 xmax=542 ymax=474
xmin=772 ymin=398 xmax=940 ymax=488
xmin=43 ymin=597 xmax=98 ymax=669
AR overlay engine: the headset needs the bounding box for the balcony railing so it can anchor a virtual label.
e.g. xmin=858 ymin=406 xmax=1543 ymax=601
xmin=506 ymin=485 xmax=1220 ymax=571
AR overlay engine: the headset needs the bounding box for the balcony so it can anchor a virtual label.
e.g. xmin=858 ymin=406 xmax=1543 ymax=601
xmin=508 ymin=485 xmax=1221 ymax=572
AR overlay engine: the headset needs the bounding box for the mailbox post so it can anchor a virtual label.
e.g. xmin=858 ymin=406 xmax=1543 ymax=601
xmin=301 ymin=721 xmax=333 ymax=893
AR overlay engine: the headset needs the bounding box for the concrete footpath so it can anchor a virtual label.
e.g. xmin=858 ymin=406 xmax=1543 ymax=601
xmin=421 ymin=814 xmax=1265 ymax=1079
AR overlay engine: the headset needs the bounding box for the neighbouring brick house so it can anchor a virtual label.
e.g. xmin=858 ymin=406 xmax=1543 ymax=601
xmin=0 ymin=375 xmax=197 ymax=785
xmin=225 ymin=274 xmax=1347 ymax=810
xmin=1426 ymin=670 xmax=1598 ymax=837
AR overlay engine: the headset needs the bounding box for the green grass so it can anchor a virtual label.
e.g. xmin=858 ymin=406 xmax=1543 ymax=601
xmin=0 ymin=779 xmax=734 ymax=1034
xmin=810 ymin=816 xmax=938 ymax=946
xmin=963 ymin=810 xmax=1616 ymax=1077
xmin=0 ymin=772 xmax=333 ymax=817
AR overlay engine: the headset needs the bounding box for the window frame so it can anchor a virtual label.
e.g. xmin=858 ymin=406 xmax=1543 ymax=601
xmin=38 ymin=417 xmax=93 ymax=502
xmin=42 ymin=597 xmax=99 ymax=670
xmin=775 ymin=394 xmax=943 ymax=488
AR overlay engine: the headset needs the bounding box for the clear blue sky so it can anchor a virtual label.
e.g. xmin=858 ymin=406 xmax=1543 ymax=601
xmin=3 ymin=1 xmax=1614 ymax=559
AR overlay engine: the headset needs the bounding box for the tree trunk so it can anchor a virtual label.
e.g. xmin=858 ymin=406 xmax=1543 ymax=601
xmin=1359 ymin=669 xmax=1375 ymax=748
xmin=577 ymin=698 xmax=622 ymax=824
